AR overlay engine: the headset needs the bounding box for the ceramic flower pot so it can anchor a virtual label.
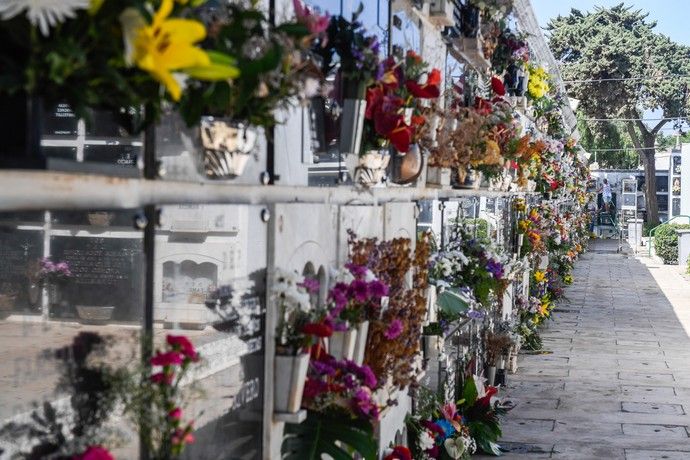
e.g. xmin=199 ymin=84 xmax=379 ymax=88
xmin=426 ymin=166 xmax=452 ymax=188
xmin=274 ymin=353 xmax=310 ymax=414
xmin=352 ymin=320 xmax=370 ymax=366
xmin=329 ymin=329 xmax=357 ymax=361
xmin=345 ymin=150 xmax=390 ymax=187
xmin=76 ymin=305 xmax=115 ymax=324
xmin=194 ymin=117 xmax=257 ymax=180
xmin=387 ymin=144 xmax=424 ymax=185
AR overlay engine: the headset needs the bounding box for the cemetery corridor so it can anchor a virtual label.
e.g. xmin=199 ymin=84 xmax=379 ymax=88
xmin=495 ymin=240 xmax=690 ymax=459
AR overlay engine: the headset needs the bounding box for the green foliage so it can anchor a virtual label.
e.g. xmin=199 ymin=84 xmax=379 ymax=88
xmin=655 ymin=224 xmax=690 ymax=264
xmin=464 ymin=218 xmax=490 ymax=240
xmin=547 ymin=4 xmax=690 ymax=223
xmin=282 ymin=411 xmax=377 ymax=460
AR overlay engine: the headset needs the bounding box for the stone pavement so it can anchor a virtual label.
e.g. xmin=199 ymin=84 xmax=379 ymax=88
xmin=494 ymin=239 xmax=690 ymax=459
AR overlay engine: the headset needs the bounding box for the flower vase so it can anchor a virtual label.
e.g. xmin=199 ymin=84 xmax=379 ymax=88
xmin=457 ymin=170 xmax=483 ymax=190
xmin=426 ymin=166 xmax=452 ymax=188
xmin=345 ymin=150 xmax=390 ymax=187
xmin=329 ymin=329 xmax=357 ymax=361
xmin=387 ymin=144 xmax=424 ymax=185
xmin=352 ymin=321 xmax=370 ymax=366
xmin=47 ymin=283 xmax=62 ymax=307
xmin=423 ymin=335 xmax=442 ymax=362
xmin=339 ymin=80 xmax=367 ymax=158
xmin=192 ymin=116 xmax=258 ymax=180
xmin=28 ymin=283 xmax=40 ymax=307
xmin=274 ymin=353 xmax=310 ymax=414
xmin=485 ymin=365 xmax=497 ymax=387
xmin=0 ymin=94 xmax=45 ymax=169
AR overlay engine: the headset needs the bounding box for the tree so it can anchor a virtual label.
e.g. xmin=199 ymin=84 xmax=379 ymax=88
xmin=547 ymin=4 xmax=690 ymax=224
xmin=577 ymin=117 xmax=638 ymax=169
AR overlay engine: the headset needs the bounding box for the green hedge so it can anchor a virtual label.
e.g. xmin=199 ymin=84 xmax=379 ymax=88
xmin=655 ymin=224 xmax=690 ymax=264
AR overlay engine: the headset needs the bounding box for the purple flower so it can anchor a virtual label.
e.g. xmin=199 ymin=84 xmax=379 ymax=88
xmin=359 ymin=364 xmax=377 ymax=388
xmin=368 ymin=280 xmax=388 ymax=299
xmin=384 ymin=319 xmax=403 ymax=340
xmin=467 ymin=310 xmax=485 ymax=320
xmin=486 ymin=260 xmax=504 ymax=279
xmin=311 ymin=360 xmax=336 ymax=376
xmin=345 ymin=263 xmax=368 ymax=279
xmin=348 ymin=279 xmax=369 ymax=303
xmin=352 ymin=387 xmax=379 ymax=419
xmin=299 ymin=278 xmax=320 ymax=294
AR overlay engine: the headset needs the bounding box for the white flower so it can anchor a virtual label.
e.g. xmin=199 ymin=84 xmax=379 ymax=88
xmin=0 ymin=0 xmax=90 ymax=36
xmin=419 ymin=431 xmax=435 ymax=450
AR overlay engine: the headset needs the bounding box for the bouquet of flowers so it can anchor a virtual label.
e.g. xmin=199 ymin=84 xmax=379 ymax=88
xmin=0 ymin=0 xmax=235 ymax=129
xmin=327 ymin=263 xmax=389 ymax=329
xmin=362 ymin=50 xmax=441 ymax=154
xmin=407 ymin=388 xmax=476 ymax=460
xmin=179 ymin=0 xmax=327 ymax=128
xmin=302 ymin=354 xmax=380 ymax=423
xmin=272 ymin=268 xmax=332 ymax=355
xmin=37 ymin=257 xmax=72 ymax=284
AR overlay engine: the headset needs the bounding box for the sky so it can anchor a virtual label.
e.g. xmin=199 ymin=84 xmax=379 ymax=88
xmin=530 ymin=0 xmax=690 ymax=46
xmin=531 ymin=0 xmax=690 ymax=135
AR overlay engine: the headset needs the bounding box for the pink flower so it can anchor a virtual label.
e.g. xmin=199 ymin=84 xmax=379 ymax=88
xmin=150 ymin=372 xmax=174 ymax=385
xmin=168 ymin=407 xmax=182 ymax=420
xmin=166 ymin=335 xmax=199 ymax=361
xmin=383 ymin=319 xmax=403 ymax=340
xmin=441 ymin=402 xmax=457 ymax=421
xmin=73 ymin=446 xmax=114 ymax=460
xmin=293 ymin=0 xmax=330 ymax=36
xmin=150 ymin=351 xmax=184 ymax=367
xmin=348 ymin=279 xmax=369 ymax=303
xmin=172 ymin=425 xmax=195 ymax=446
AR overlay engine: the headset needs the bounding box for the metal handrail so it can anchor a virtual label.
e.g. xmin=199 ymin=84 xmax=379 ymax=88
xmin=647 ymin=215 xmax=690 ymax=256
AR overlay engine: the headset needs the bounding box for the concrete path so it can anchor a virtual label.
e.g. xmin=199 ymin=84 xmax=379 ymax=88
xmin=495 ymin=239 xmax=690 ymax=459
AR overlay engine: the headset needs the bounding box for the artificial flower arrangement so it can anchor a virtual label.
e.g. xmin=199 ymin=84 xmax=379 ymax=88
xmin=37 ymin=257 xmax=73 ymax=284
xmin=178 ymin=0 xmax=327 ymax=129
xmin=0 ymin=0 xmax=236 ymax=131
xmin=406 ymin=389 xmax=476 ymax=460
xmin=362 ymin=50 xmax=441 ymax=154
xmin=470 ymin=0 xmax=515 ymax=22
xmin=311 ymin=2 xmax=381 ymax=98
xmin=347 ymin=230 xmax=431 ymax=390
xmin=526 ymin=64 xmax=550 ymax=101
xmin=272 ymin=268 xmax=330 ymax=355
xmin=491 ymin=25 xmax=530 ymax=97
xmin=142 ymin=335 xmax=200 ymax=460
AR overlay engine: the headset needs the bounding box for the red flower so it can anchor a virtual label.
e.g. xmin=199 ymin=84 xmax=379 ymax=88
xmin=388 ymin=123 xmax=414 ymax=153
xmin=476 ymin=385 xmax=499 ymax=408
xmin=406 ymin=68 xmax=441 ymax=99
xmin=150 ymin=351 xmax=184 ymax=367
xmin=168 ymin=407 xmax=183 ymax=420
xmin=151 ymin=371 xmax=174 ymax=385
xmin=365 ymin=86 xmax=384 ymax=119
xmin=167 ymin=335 xmax=198 ymax=361
xmin=303 ymin=322 xmax=334 ymax=338
xmin=384 ymin=446 xmax=412 ymax=460
xmin=410 ymin=114 xmax=425 ymax=126
xmin=491 ymin=76 xmax=506 ymax=96
xmin=73 ymin=446 xmax=114 ymax=460
xmin=475 ymin=97 xmax=493 ymax=115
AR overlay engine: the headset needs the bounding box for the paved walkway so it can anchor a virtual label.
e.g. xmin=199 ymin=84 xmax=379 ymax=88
xmin=497 ymin=239 xmax=690 ymax=459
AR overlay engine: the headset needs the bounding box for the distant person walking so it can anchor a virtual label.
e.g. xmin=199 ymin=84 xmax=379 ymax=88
xmin=598 ymin=179 xmax=613 ymax=213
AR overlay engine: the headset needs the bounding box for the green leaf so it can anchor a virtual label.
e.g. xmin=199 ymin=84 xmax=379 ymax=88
xmin=461 ymin=377 xmax=478 ymax=410
xmin=282 ymin=411 xmax=377 ymax=460
xmin=184 ymin=63 xmax=240 ymax=81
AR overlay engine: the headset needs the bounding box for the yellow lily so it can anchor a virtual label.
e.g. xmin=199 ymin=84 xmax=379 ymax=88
xmin=121 ymin=0 xmax=210 ymax=100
